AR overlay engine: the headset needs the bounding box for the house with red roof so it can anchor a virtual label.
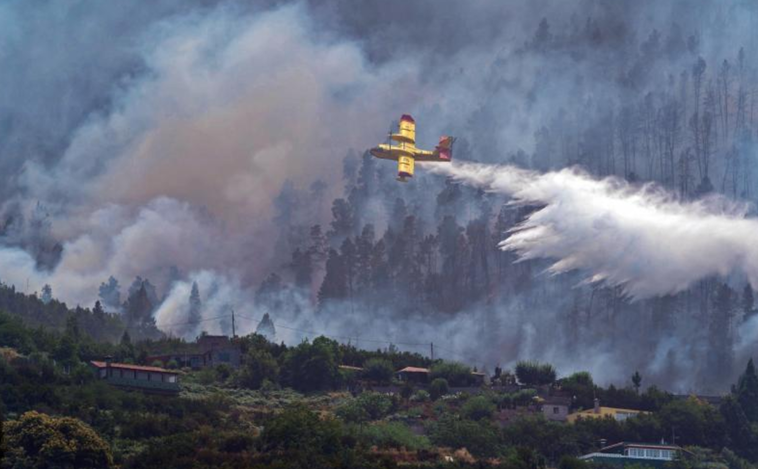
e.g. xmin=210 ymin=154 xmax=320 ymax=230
xmin=90 ymin=358 xmax=180 ymax=394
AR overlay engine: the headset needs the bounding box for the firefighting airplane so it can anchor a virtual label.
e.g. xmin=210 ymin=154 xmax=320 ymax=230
xmin=370 ymin=114 xmax=454 ymax=182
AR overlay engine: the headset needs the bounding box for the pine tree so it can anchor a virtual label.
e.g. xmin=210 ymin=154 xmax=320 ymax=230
xmin=742 ymin=284 xmax=755 ymax=321
xmin=40 ymin=284 xmax=53 ymax=304
xmin=188 ymin=282 xmax=202 ymax=325
xmin=329 ymin=198 xmax=354 ymax=240
xmin=256 ymin=313 xmax=276 ymax=340
xmin=98 ymin=276 xmax=121 ymax=311
xmin=308 ymin=224 xmax=327 ymax=267
xmin=632 ymin=371 xmax=642 ymax=393
xmin=340 ymin=238 xmax=357 ymax=307
xmin=318 ymin=249 xmax=347 ymax=308
xmin=355 ymin=224 xmax=376 ymax=295
xmin=120 ymin=330 xmax=131 ymax=346
xmin=290 ymin=248 xmax=313 ymax=289
xmin=737 ymin=358 xmax=758 ymax=422
xmin=125 ymin=284 xmax=153 ymax=328
xmin=93 ymin=301 xmax=105 ymax=320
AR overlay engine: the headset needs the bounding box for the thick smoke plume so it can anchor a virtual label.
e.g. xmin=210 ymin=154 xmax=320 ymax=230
xmin=4 ymin=0 xmax=758 ymax=392
xmin=431 ymin=162 xmax=758 ymax=299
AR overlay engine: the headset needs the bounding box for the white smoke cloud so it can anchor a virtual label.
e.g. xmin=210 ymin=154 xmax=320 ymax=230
xmin=1 ymin=3 xmax=433 ymax=304
xmin=0 ymin=198 xmax=228 ymax=307
xmin=430 ymin=161 xmax=758 ymax=299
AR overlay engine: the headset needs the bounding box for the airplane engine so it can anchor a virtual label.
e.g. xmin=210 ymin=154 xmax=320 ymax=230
xmin=397 ymin=155 xmax=414 ymax=182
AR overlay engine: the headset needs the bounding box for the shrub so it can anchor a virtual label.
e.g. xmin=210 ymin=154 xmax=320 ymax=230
xmin=235 ymin=349 xmax=279 ymax=390
xmin=261 ymin=404 xmax=347 ymax=466
xmin=336 ymin=392 xmax=394 ymax=423
xmin=4 ymin=411 xmax=114 ymax=468
xmin=430 ymin=362 xmax=472 ymax=387
xmin=427 ymin=414 xmax=502 ymax=458
xmin=512 ymin=389 xmax=538 ymax=407
xmin=280 ymin=337 xmax=340 ymax=392
xmin=515 ymin=361 xmax=556 ymax=386
xmin=411 ymin=390 xmax=431 ymax=403
xmin=429 ymin=378 xmax=449 ymax=400
xmin=360 ymin=422 xmax=430 ymax=451
xmin=400 ymin=381 xmax=414 ymax=400
xmin=361 ymin=358 xmax=394 ymax=384
xmin=461 ymin=395 xmax=496 ymax=421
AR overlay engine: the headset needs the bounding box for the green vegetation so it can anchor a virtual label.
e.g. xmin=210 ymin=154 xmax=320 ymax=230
xmin=515 ymin=361 xmax=557 ymax=387
xmin=4 ymin=286 xmax=758 ymax=469
xmin=429 ymin=378 xmax=449 ymax=400
xmin=361 ymin=358 xmax=395 ymax=384
xmin=430 ymin=361 xmax=472 ymax=387
xmin=3 ymin=411 xmax=114 ymax=469
xmin=461 ymin=395 xmax=496 ymax=421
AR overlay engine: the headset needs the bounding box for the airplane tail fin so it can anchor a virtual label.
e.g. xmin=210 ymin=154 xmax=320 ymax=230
xmin=436 ymin=136 xmax=454 ymax=160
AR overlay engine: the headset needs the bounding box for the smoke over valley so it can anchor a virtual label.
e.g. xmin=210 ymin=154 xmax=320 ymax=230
xmin=4 ymin=0 xmax=758 ymax=393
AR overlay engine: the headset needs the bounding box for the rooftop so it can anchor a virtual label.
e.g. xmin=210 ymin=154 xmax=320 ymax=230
xmin=338 ymin=365 xmax=364 ymax=371
xmin=397 ymin=366 xmax=430 ymax=374
xmin=567 ymin=406 xmax=646 ymax=422
xmin=91 ymin=360 xmax=177 ymax=374
xmin=601 ymin=442 xmax=681 ymax=452
xmin=539 ymin=395 xmax=573 ymax=406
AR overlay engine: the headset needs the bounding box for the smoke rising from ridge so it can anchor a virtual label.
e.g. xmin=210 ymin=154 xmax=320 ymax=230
xmin=3 ymin=0 xmax=758 ymax=391
xmin=431 ymin=161 xmax=758 ymax=299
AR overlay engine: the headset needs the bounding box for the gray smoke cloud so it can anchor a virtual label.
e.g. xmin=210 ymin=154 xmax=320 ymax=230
xmin=3 ymin=0 xmax=758 ymax=392
xmin=1 ymin=2 xmax=434 ymax=301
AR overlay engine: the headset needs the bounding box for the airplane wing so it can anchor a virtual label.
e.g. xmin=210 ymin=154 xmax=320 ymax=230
xmin=370 ymin=143 xmax=414 ymax=161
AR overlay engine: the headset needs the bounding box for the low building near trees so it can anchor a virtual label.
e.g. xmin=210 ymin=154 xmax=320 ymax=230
xmin=579 ymin=442 xmax=682 ymax=467
xmin=567 ymin=398 xmax=646 ymax=423
xmin=470 ymin=370 xmax=487 ymax=386
xmin=396 ymin=366 xmax=430 ymax=383
xmin=539 ymin=395 xmax=572 ymax=422
xmin=90 ymin=359 xmax=180 ymax=394
xmin=395 ymin=367 xmax=489 ymax=387
xmin=147 ymin=334 xmax=241 ymax=370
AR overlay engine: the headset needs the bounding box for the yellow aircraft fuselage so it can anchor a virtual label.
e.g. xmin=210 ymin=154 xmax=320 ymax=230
xmin=370 ymin=115 xmax=453 ymax=182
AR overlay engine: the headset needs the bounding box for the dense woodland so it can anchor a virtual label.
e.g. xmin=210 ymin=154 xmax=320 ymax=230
xmin=256 ymin=15 xmax=758 ymax=391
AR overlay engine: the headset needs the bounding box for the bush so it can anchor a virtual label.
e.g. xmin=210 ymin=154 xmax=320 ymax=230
xmin=280 ymin=337 xmax=340 ymax=393
xmin=427 ymin=414 xmax=502 ymax=458
xmin=430 ymin=362 xmax=472 ymax=387
xmin=461 ymin=395 xmax=496 ymax=421
xmin=3 ymin=411 xmax=114 ymax=468
xmin=400 ymin=382 xmax=414 ymax=400
xmin=235 ymin=349 xmax=279 ymax=390
xmin=360 ymin=422 xmax=430 ymax=451
xmin=261 ymin=404 xmax=350 ymax=467
xmin=429 ymin=378 xmax=449 ymax=400
xmin=411 ymin=390 xmax=431 ymax=403
xmin=512 ymin=389 xmax=538 ymax=407
xmin=361 ymin=358 xmax=394 ymax=384
xmin=515 ymin=361 xmax=556 ymax=386
xmin=337 ymin=392 xmax=395 ymax=423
